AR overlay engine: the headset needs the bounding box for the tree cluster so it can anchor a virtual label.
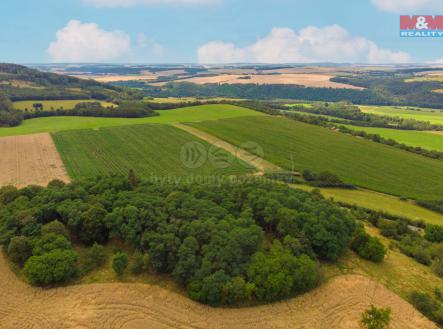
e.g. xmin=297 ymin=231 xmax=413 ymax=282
xmin=0 ymin=175 xmax=361 ymax=305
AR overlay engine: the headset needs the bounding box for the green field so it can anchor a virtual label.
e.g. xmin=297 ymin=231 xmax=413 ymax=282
xmin=53 ymin=124 xmax=254 ymax=179
xmin=343 ymin=125 xmax=443 ymax=152
xmin=190 ymin=116 xmax=443 ymax=200
xmin=0 ymin=104 xmax=263 ymax=137
xmin=294 ymin=185 xmax=443 ymax=225
xmin=13 ymin=99 xmax=115 ymax=111
xmin=360 ymin=105 xmax=443 ymax=125
xmin=284 ymin=103 xmax=313 ymax=108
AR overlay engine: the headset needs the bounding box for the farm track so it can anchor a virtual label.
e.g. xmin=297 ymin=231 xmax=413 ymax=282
xmin=0 ymin=254 xmax=436 ymax=329
xmin=174 ymin=123 xmax=281 ymax=174
xmin=0 ymin=133 xmax=69 ymax=187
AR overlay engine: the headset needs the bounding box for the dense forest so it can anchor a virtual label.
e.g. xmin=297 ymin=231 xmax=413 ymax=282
xmin=0 ymin=175 xmax=386 ymax=306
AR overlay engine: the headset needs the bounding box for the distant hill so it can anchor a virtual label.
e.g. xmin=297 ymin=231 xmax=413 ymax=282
xmin=0 ymin=63 xmax=142 ymax=102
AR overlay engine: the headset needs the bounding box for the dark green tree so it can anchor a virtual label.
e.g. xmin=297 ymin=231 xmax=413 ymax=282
xmin=112 ymin=252 xmax=129 ymax=276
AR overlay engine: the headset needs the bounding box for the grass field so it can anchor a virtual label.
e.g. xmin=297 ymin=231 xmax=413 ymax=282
xmin=190 ymin=116 xmax=443 ymax=200
xmin=360 ymin=105 xmax=443 ymax=125
xmin=343 ymin=124 xmax=443 ymax=152
xmin=13 ymin=99 xmax=115 ymax=111
xmin=284 ymin=103 xmax=313 ymax=108
xmin=294 ymin=185 xmax=443 ymax=225
xmin=52 ymin=124 xmax=254 ymax=179
xmin=0 ymin=104 xmax=263 ymax=137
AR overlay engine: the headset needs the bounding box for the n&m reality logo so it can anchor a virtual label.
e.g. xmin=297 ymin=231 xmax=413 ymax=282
xmin=400 ymin=15 xmax=443 ymax=37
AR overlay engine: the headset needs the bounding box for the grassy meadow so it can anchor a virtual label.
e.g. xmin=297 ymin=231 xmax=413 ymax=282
xmin=53 ymin=124 xmax=254 ymax=179
xmin=0 ymin=104 xmax=263 ymax=137
xmin=360 ymin=105 xmax=443 ymax=125
xmin=190 ymin=116 xmax=443 ymax=200
xmin=13 ymin=99 xmax=115 ymax=111
xmin=294 ymin=185 xmax=443 ymax=225
xmin=343 ymin=124 xmax=443 ymax=152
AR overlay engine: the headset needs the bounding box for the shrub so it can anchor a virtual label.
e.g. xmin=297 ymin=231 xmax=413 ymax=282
xmin=410 ymin=291 xmax=443 ymax=325
xmin=7 ymin=236 xmax=33 ymax=266
xmin=112 ymin=252 xmax=128 ymax=276
xmin=81 ymin=243 xmax=107 ymax=273
xmin=32 ymin=233 xmax=71 ymax=256
xmin=360 ymin=304 xmax=392 ymax=329
xmin=23 ymin=249 xmax=78 ymax=286
xmin=433 ymin=259 xmax=443 ymax=277
xmin=41 ymin=220 xmax=69 ymax=238
xmin=414 ymin=249 xmax=432 ymax=266
xmin=351 ymin=231 xmax=386 ymax=263
xmin=131 ymin=252 xmax=150 ymax=275
xmin=425 ymin=225 xmax=443 ymax=243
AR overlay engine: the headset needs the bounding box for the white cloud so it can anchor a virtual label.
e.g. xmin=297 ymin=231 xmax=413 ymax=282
xmin=83 ymin=0 xmax=217 ymax=7
xmin=371 ymin=0 xmax=443 ymax=13
xmin=198 ymin=25 xmax=411 ymax=64
xmin=48 ymin=20 xmax=131 ymax=62
xmin=136 ymin=33 xmax=165 ymax=57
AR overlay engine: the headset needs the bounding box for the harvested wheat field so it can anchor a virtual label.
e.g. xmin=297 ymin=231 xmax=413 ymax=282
xmin=160 ymin=73 xmax=364 ymax=89
xmin=0 ymin=254 xmax=435 ymax=329
xmin=0 ymin=133 xmax=69 ymax=187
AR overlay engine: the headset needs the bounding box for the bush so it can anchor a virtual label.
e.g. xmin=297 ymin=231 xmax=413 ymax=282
xmin=377 ymin=218 xmax=407 ymax=239
xmin=81 ymin=243 xmax=107 ymax=273
xmin=112 ymin=252 xmax=128 ymax=276
xmin=131 ymin=252 xmax=150 ymax=275
xmin=351 ymin=230 xmax=386 ymax=263
xmin=41 ymin=220 xmax=69 ymax=238
xmin=360 ymin=304 xmax=392 ymax=329
xmin=302 ymin=170 xmax=354 ymax=188
xmin=7 ymin=236 xmax=33 ymax=266
xmin=23 ymin=249 xmax=78 ymax=286
xmin=410 ymin=291 xmax=443 ymax=326
xmin=432 ymin=259 xmax=443 ymax=277
xmin=425 ymin=225 xmax=443 ymax=243
xmin=414 ymin=249 xmax=432 ymax=266
xmin=32 ymin=233 xmax=71 ymax=256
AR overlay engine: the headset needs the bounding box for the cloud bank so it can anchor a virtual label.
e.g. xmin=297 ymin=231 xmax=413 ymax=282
xmin=371 ymin=0 xmax=443 ymax=13
xmin=198 ymin=25 xmax=411 ymax=64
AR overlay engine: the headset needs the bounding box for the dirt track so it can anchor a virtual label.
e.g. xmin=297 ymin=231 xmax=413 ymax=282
xmin=0 ymin=133 xmax=70 ymax=187
xmin=174 ymin=123 xmax=281 ymax=173
xmin=0 ymin=253 xmax=436 ymax=329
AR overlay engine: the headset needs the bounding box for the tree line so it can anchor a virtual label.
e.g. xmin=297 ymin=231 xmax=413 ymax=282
xmin=22 ymin=101 xmax=158 ymax=119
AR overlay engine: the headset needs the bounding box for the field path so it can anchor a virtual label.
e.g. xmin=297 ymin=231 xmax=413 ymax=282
xmin=0 ymin=133 xmax=70 ymax=187
xmin=0 ymin=254 xmax=436 ymax=329
xmin=174 ymin=123 xmax=281 ymax=174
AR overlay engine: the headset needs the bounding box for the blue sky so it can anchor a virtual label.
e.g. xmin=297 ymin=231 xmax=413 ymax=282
xmin=1 ymin=0 xmax=443 ymax=64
